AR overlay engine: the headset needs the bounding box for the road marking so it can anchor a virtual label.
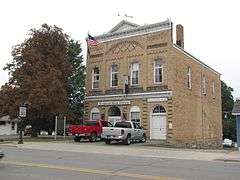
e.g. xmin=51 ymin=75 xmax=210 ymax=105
xmin=2 ymin=160 xmax=181 ymax=180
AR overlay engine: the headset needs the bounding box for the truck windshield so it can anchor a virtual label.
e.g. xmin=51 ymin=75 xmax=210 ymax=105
xmin=83 ymin=121 xmax=98 ymax=126
xmin=114 ymin=122 xmax=132 ymax=128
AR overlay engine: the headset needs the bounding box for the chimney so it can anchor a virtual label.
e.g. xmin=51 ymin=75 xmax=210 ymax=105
xmin=176 ymin=24 xmax=184 ymax=48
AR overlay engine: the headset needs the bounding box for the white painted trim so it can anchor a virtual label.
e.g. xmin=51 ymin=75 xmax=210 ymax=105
xmin=130 ymin=106 xmax=141 ymax=125
xmin=233 ymin=113 xmax=240 ymax=116
xmin=92 ymin=68 xmax=100 ymax=90
xmin=130 ymin=62 xmax=140 ymax=86
xmin=110 ymin=65 xmax=118 ymax=88
xmin=187 ymin=66 xmax=192 ymax=90
xmin=85 ymin=91 xmax=172 ymax=101
xmin=173 ymin=44 xmax=221 ymax=75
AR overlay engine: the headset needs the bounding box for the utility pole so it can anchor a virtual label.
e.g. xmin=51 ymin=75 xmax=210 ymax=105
xmin=54 ymin=116 xmax=58 ymax=141
xmin=63 ymin=116 xmax=66 ymax=140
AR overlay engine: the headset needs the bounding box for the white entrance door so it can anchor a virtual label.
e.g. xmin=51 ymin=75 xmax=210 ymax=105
xmin=150 ymin=114 xmax=167 ymax=140
xmin=108 ymin=116 xmax=121 ymax=126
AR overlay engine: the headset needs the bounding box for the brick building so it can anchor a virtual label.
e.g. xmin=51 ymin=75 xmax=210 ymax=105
xmin=84 ymin=19 xmax=222 ymax=148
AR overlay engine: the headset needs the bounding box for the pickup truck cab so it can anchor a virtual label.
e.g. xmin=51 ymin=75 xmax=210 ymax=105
xmin=69 ymin=120 xmax=111 ymax=142
xmin=101 ymin=121 xmax=146 ymax=145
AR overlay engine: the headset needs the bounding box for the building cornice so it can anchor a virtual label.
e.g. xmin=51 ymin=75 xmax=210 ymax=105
xmin=85 ymin=91 xmax=172 ymax=101
xmin=95 ymin=20 xmax=171 ymax=43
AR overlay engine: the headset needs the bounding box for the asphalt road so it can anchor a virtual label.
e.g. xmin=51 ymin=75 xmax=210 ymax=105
xmin=0 ymin=146 xmax=240 ymax=180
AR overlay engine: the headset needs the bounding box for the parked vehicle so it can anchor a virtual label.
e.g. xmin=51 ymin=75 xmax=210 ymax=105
xmin=222 ymin=138 xmax=233 ymax=147
xmin=0 ymin=150 xmax=4 ymax=160
xmin=69 ymin=120 xmax=110 ymax=142
xmin=101 ymin=121 xmax=146 ymax=145
xmin=24 ymin=125 xmax=32 ymax=136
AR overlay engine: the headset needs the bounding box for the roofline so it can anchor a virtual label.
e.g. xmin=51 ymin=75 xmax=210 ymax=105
xmin=173 ymin=44 xmax=221 ymax=76
xmin=108 ymin=20 xmax=139 ymax=33
xmin=95 ymin=19 xmax=171 ymax=43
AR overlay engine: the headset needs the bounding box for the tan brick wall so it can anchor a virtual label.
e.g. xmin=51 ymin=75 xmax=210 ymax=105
xmin=85 ymin=26 xmax=222 ymax=147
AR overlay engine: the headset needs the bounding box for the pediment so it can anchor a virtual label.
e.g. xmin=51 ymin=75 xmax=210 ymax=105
xmin=108 ymin=20 xmax=139 ymax=33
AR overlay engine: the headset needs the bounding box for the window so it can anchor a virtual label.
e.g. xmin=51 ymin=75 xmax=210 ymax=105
xmin=130 ymin=106 xmax=141 ymax=126
xmin=212 ymin=81 xmax=215 ymax=98
xmin=92 ymin=67 xmax=100 ymax=89
xmin=11 ymin=122 xmax=15 ymax=130
xmin=152 ymin=105 xmax=166 ymax=113
xmin=131 ymin=63 xmax=139 ymax=85
xmin=90 ymin=107 xmax=100 ymax=120
xmin=114 ymin=121 xmax=132 ymax=128
xmin=202 ymin=76 xmax=207 ymax=95
xmin=154 ymin=60 xmax=163 ymax=83
xmin=187 ymin=67 xmax=192 ymax=89
xmin=110 ymin=64 xmax=118 ymax=87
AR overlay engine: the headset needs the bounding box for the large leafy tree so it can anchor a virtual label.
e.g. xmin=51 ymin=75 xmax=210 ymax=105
xmin=221 ymin=81 xmax=236 ymax=141
xmin=67 ymin=39 xmax=85 ymax=123
xmin=1 ymin=24 xmax=72 ymax=136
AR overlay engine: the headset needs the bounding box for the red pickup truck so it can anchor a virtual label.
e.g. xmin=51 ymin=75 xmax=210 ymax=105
xmin=69 ymin=120 xmax=110 ymax=142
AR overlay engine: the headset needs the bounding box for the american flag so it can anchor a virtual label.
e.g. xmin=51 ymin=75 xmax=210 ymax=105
xmin=86 ymin=34 xmax=99 ymax=46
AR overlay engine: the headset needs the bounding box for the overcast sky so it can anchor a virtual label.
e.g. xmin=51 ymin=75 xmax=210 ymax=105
xmin=0 ymin=0 xmax=239 ymax=98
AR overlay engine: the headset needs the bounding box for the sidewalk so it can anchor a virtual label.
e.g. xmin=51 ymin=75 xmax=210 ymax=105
xmin=1 ymin=141 xmax=239 ymax=162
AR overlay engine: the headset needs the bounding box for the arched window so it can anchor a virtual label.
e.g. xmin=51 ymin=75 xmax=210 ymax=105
xmin=108 ymin=106 xmax=121 ymax=116
xmin=152 ymin=105 xmax=166 ymax=114
xmin=130 ymin=106 xmax=141 ymax=125
xmin=91 ymin=107 xmax=100 ymax=120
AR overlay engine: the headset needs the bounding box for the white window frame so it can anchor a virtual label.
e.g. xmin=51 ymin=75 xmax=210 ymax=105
xmin=92 ymin=67 xmax=100 ymax=89
xmin=131 ymin=62 xmax=139 ymax=86
xmin=154 ymin=60 xmax=163 ymax=84
xmin=110 ymin=64 xmax=118 ymax=87
xmin=90 ymin=107 xmax=100 ymax=120
xmin=187 ymin=67 xmax=192 ymax=89
xmin=130 ymin=106 xmax=141 ymax=126
xmin=202 ymin=76 xmax=207 ymax=95
xmin=212 ymin=80 xmax=215 ymax=98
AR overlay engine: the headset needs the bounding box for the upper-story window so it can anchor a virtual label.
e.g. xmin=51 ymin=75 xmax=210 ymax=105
xmin=202 ymin=75 xmax=207 ymax=95
xmin=92 ymin=67 xmax=100 ymax=89
xmin=154 ymin=60 xmax=163 ymax=83
xmin=187 ymin=67 xmax=192 ymax=89
xmin=131 ymin=62 xmax=139 ymax=85
xmin=212 ymin=80 xmax=215 ymax=98
xmin=110 ymin=64 xmax=118 ymax=87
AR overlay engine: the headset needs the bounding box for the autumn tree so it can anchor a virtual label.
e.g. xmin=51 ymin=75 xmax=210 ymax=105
xmin=3 ymin=24 xmax=72 ymax=136
xmin=67 ymin=39 xmax=85 ymax=123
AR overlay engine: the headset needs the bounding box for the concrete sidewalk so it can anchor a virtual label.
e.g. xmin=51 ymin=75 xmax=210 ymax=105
xmin=1 ymin=141 xmax=239 ymax=162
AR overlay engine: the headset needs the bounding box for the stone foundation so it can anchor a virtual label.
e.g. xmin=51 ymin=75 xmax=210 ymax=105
xmin=169 ymin=139 xmax=223 ymax=149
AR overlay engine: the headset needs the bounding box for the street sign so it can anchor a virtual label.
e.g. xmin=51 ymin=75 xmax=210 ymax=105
xmin=19 ymin=107 xmax=27 ymax=117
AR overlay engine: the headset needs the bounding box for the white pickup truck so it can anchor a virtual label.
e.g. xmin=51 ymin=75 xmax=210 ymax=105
xmin=101 ymin=121 xmax=146 ymax=145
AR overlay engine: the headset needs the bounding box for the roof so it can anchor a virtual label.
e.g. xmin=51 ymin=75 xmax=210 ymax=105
xmin=233 ymin=99 xmax=240 ymax=115
xmin=108 ymin=20 xmax=139 ymax=33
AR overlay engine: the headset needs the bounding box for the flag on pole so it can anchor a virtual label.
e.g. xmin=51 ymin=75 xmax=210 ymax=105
xmin=86 ymin=34 xmax=99 ymax=46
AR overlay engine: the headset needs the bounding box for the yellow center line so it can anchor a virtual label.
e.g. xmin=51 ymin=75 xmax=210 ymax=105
xmin=2 ymin=160 xmax=182 ymax=180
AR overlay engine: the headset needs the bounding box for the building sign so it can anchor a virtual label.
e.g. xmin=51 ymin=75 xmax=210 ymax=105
xmin=98 ymin=101 xmax=131 ymax=106
xmin=19 ymin=107 xmax=27 ymax=117
xmin=147 ymin=98 xmax=168 ymax=103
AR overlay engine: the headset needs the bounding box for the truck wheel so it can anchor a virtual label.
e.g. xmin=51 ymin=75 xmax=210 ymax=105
xmin=74 ymin=136 xmax=81 ymax=142
xmin=124 ymin=134 xmax=131 ymax=145
xmin=140 ymin=134 xmax=146 ymax=143
xmin=89 ymin=132 xmax=97 ymax=142
xmin=105 ymin=139 xmax=111 ymax=144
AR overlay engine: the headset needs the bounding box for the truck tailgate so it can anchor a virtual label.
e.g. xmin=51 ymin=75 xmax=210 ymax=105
xmin=102 ymin=127 xmax=123 ymax=136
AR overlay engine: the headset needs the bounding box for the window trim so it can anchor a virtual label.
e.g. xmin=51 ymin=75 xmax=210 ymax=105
xmin=92 ymin=67 xmax=100 ymax=89
xmin=130 ymin=106 xmax=141 ymax=126
xmin=110 ymin=64 xmax=118 ymax=88
xmin=187 ymin=66 xmax=192 ymax=89
xmin=130 ymin=62 xmax=139 ymax=86
xmin=212 ymin=80 xmax=215 ymax=99
xmin=90 ymin=107 xmax=100 ymax=120
xmin=153 ymin=60 xmax=163 ymax=84
xmin=202 ymin=75 xmax=207 ymax=95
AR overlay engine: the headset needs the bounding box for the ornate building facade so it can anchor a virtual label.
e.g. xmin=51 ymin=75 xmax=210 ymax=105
xmin=84 ymin=19 xmax=222 ymax=148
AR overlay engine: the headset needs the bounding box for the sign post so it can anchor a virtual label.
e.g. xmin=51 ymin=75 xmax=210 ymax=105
xmin=63 ymin=116 xmax=66 ymax=140
xmin=18 ymin=106 xmax=27 ymax=144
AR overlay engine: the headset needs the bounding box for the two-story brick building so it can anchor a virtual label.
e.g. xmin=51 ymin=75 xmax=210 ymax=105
xmin=84 ymin=19 xmax=222 ymax=148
